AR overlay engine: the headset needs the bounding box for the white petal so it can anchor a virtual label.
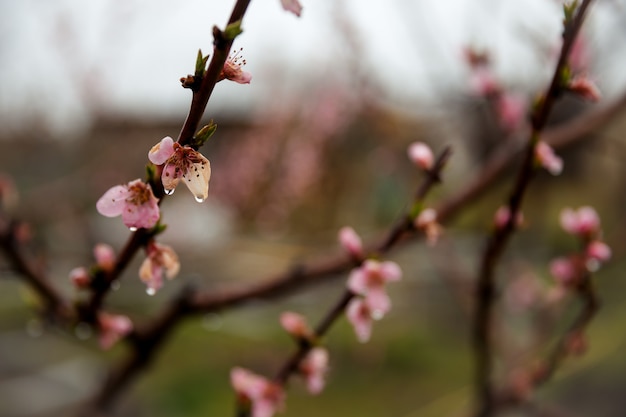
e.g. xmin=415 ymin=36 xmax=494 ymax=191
xmin=182 ymin=158 xmax=211 ymax=202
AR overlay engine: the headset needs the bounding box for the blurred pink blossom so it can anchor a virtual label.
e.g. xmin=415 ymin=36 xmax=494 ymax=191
xmin=338 ymin=226 xmax=364 ymax=259
xmin=300 ymin=347 xmax=329 ymax=395
xmin=407 ymin=142 xmax=434 ymax=171
xmin=568 ymin=76 xmax=601 ymax=102
xmin=280 ymin=311 xmax=312 ymax=339
xmin=496 ymin=93 xmax=527 ymax=132
xmin=559 ymin=206 xmax=600 ymax=237
xmin=139 ymin=241 xmax=180 ymax=294
xmin=586 ymin=240 xmax=611 ymax=263
xmin=347 ymin=260 xmax=402 ymax=316
xmin=346 ymin=297 xmax=373 ymax=343
xmin=415 ymin=208 xmax=442 ymax=246
xmin=494 ymin=205 xmax=524 ymax=230
xmin=549 ymin=257 xmax=579 ymax=286
xmin=98 ymin=312 xmax=133 ymax=350
xmin=148 ymin=136 xmax=211 ymax=202
xmin=69 ymin=267 xmax=90 ymax=289
xmin=96 ymin=179 xmax=160 ymax=230
xmin=93 ymin=243 xmax=115 ymax=272
xmin=231 ymin=367 xmax=285 ymax=417
xmin=535 ymin=141 xmax=563 ymax=176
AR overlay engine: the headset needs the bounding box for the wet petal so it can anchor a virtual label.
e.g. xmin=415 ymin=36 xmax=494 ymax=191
xmin=161 ymin=162 xmax=182 ymax=194
xmin=149 ymin=136 xmax=176 ymax=165
xmin=182 ymin=157 xmax=211 ymax=202
xmin=121 ymin=197 xmax=160 ymax=229
xmin=96 ymin=185 xmax=131 ymax=217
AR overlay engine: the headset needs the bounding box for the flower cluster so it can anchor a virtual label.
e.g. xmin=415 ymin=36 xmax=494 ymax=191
xmin=231 ymin=368 xmax=285 ymax=417
xmin=463 ymin=47 xmax=528 ymax=133
xmin=280 ymin=312 xmax=329 ymax=395
xmin=549 ymin=206 xmax=611 ymax=287
xmin=342 ymin=228 xmax=402 ymax=343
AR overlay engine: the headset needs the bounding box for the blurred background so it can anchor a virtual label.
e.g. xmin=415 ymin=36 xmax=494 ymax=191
xmin=1 ymin=0 xmax=626 ymax=416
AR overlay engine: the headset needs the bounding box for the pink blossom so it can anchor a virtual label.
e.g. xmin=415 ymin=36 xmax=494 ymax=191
xmin=69 ymin=267 xmax=90 ymax=289
xmin=231 ymin=367 xmax=285 ymax=417
xmin=568 ymin=76 xmax=601 ymax=102
xmin=407 ymin=142 xmax=434 ymax=171
xmin=535 ymin=141 xmax=563 ymax=175
xmin=299 ymin=347 xmax=329 ymax=395
xmin=494 ymin=205 xmax=524 ymax=230
xmin=219 ymin=48 xmax=252 ymax=84
xmin=280 ymin=0 xmax=303 ymax=17
xmin=93 ymin=243 xmax=115 ymax=272
xmin=280 ymin=311 xmax=312 ymax=339
xmin=98 ymin=312 xmax=133 ymax=350
xmin=469 ymin=67 xmax=500 ymax=96
xmin=559 ymin=206 xmax=600 ymax=237
xmin=347 ymin=260 xmax=402 ymax=316
xmin=96 ymin=179 xmax=160 ymax=230
xmin=338 ymin=226 xmax=364 ymax=259
xmin=139 ymin=241 xmax=180 ymax=294
xmin=586 ymin=240 xmax=611 ymax=263
xmin=549 ymin=257 xmax=578 ymax=286
xmin=346 ymin=297 xmax=373 ymax=343
xmin=148 ymin=136 xmax=211 ymax=202
xmin=415 ymin=208 xmax=442 ymax=246
xmin=496 ymin=93 xmax=527 ymax=132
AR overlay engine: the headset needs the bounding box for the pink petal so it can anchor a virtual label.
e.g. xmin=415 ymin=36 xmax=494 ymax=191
xmin=407 ymin=142 xmax=434 ymax=171
xmin=346 ymin=298 xmax=372 ymax=343
xmin=96 ymin=185 xmax=131 ymax=217
xmin=280 ymin=0 xmax=303 ymax=17
xmin=338 ymin=226 xmax=363 ymax=258
xmin=148 ymin=136 xmax=176 ymax=165
xmin=364 ymin=287 xmax=391 ymax=318
xmin=347 ymin=267 xmax=368 ymax=295
xmin=120 ymin=198 xmax=160 ymax=229
xmin=379 ymin=261 xmax=402 ymax=283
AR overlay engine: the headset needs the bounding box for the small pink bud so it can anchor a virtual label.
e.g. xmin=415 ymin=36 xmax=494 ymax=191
xmin=407 ymin=142 xmax=434 ymax=171
xmin=338 ymin=226 xmax=364 ymax=259
xmin=69 ymin=267 xmax=91 ymax=289
xmin=231 ymin=367 xmax=285 ymax=417
xmin=415 ymin=208 xmax=442 ymax=246
xmin=535 ymin=141 xmax=563 ymax=175
xmin=494 ymin=206 xmax=524 ymax=230
xmin=280 ymin=311 xmax=312 ymax=339
xmin=93 ymin=243 xmax=115 ymax=272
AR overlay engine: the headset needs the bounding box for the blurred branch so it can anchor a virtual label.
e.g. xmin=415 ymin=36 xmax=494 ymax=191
xmin=471 ymin=2 xmax=595 ymax=416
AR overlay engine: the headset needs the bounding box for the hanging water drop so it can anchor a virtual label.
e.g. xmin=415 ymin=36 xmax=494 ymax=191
xmin=371 ymin=310 xmax=384 ymax=321
xmin=146 ymin=287 xmax=156 ymax=296
xmin=194 ymin=195 xmax=205 ymax=203
xmin=129 ymin=226 xmax=138 ymax=232
xmin=165 ymin=188 xmax=175 ymax=195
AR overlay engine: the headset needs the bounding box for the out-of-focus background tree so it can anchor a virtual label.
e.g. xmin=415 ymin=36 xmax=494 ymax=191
xmin=1 ymin=0 xmax=626 ymax=416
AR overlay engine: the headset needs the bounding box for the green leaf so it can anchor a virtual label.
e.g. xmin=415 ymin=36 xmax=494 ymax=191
xmin=195 ymin=49 xmax=209 ymax=78
xmin=224 ymin=20 xmax=243 ymax=40
xmin=191 ymin=120 xmax=218 ymax=147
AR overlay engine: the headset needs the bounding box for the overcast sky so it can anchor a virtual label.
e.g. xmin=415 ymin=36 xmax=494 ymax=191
xmin=0 ymin=0 xmax=624 ymax=137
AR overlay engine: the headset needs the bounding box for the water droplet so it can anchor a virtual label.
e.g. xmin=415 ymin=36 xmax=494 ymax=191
xmin=194 ymin=195 xmax=205 ymax=203
xmin=202 ymin=313 xmax=222 ymax=331
xmin=75 ymin=322 xmax=93 ymax=340
xmin=111 ymin=280 xmax=121 ymax=291
xmin=586 ymin=259 xmax=600 ymax=272
xmin=371 ymin=310 xmax=384 ymax=321
xmin=129 ymin=226 xmax=138 ymax=232
xmin=146 ymin=287 xmax=156 ymax=296
xmin=165 ymin=188 xmax=175 ymax=195
xmin=26 ymin=319 xmax=44 ymax=338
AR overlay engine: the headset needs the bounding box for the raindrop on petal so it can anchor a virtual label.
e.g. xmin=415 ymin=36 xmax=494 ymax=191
xmin=129 ymin=226 xmax=138 ymax=232
xmin=194 ymin=195 xmax=205 ymax=203
xmin=146 ymin=287 xmax=156 ymax=296
xmin=165 ymin=188 xmax=175 ymax=196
